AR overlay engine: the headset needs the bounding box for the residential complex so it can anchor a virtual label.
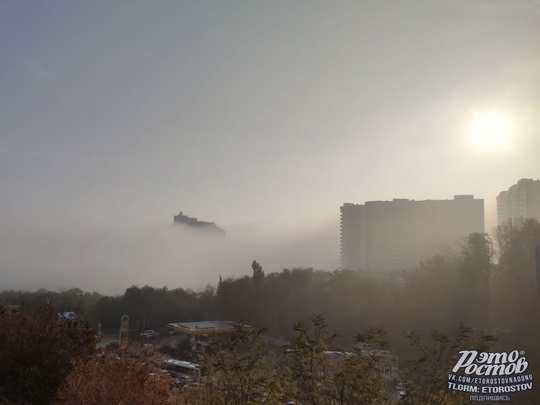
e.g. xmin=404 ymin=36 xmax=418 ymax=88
xmin=340 ymin=195 xmax=484 ymax=272
xmin=497 ymin=178 xmax=540 ymax=225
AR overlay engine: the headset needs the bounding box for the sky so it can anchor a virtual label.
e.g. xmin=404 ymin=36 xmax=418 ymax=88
xmin=1 ymin=1 xmax=540 ymax=294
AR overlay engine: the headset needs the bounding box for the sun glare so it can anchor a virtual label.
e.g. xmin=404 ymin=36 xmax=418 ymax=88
xmin=467 ymin=111 xmax=515 ymax=152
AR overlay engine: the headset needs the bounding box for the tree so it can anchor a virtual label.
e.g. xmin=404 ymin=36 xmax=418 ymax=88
xmin=0 ymin=305 xmax=96 ymax=404
xmin=455 ymin=233 xmax=493 ymax=328
xmin=326 ymin=328 xmax=389 ymax=405
xmin=180 ymin=323 xmax=280 ymax=405
xmin=494 ymin=218 xmax=540 ymax=298
xmin=394 ymin=255 xmax=459 ymax=334
xmin=55 ymin=353 xmax=170 ymax=405
xmin=491 ymin=218 xmax=540 ymax=403
xmin=398 ymin=324 xmax=496 ymax=405
xmin=282 ymin=315 xmax=388 ymax=405
xmin=252 ymin=260 xmax=265 ymax=289
xmin=283 ymin=315 xmax=335 ymax=404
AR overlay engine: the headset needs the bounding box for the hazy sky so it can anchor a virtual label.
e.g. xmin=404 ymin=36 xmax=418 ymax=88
xmin=1 ymin=1 xmax=540 ymax=293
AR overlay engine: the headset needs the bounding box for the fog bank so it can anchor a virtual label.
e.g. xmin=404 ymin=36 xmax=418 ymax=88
xmin=0 ymin=221 xmax=339 ymax=295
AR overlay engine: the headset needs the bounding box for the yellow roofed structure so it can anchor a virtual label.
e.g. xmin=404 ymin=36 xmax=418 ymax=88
xmin=167 ymin=320 xmax=251 ymax=336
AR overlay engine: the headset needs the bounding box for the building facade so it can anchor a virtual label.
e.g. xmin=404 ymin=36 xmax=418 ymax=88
xmin=340 ymin=195 xmax=484 ymax=272
xmin=497 ymin=179 xmax=540 ymax=226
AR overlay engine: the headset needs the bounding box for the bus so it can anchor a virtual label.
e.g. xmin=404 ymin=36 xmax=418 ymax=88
xmin=162 ymin=358 xmax=201 ymax=386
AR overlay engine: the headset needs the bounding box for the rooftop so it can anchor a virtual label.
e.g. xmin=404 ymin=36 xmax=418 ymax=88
xmin=167 ymin=320 xmax=251 ymax=335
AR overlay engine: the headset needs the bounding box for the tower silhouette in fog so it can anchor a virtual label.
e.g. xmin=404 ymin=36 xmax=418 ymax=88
xmin=340 ymin=195 xmax=484 ymax=272
xmin=497 ymin=179 xmax=540 ymax=226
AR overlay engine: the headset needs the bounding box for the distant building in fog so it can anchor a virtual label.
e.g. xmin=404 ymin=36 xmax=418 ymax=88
xmin=340 ymin=195 xmax=484 ymax=272
xmin=173 ymin=211 xmax=225 ymax=235
xmin=497 ymin=179 xmax=540 ymax=225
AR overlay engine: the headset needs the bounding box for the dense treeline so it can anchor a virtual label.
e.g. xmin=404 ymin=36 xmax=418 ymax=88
xmin=1 ymin=218 xmax=540 ymax=403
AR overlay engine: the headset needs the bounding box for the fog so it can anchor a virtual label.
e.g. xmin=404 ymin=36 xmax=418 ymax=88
xmin=0 ymin=220 xmax=338 ymax=295
xmin=0 ymin=200 xmax=501 ymax=295
xmin=1 ymin=1 xmax=539 ymax=294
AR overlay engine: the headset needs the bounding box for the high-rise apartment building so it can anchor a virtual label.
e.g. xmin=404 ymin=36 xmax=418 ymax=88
xmin=497 ymin=179 xmax=540 ymax=225
xmin=340 ymin=195 xmax=484 ymax=272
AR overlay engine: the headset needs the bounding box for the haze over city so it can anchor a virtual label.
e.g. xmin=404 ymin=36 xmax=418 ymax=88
xmin=1 ymin=1 xmax=540 ymax=294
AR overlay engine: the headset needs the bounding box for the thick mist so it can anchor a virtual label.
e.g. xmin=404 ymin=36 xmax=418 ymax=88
xmin=0 ymin=221 xmax=339 ymax=295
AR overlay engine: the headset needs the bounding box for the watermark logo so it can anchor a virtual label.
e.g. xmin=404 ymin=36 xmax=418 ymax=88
xmin=448 ymin=349 xmax=533 ymax=401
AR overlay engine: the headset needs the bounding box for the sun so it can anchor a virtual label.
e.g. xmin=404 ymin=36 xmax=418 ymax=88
xmin=467 ymin=111 xmax=515 ymax=152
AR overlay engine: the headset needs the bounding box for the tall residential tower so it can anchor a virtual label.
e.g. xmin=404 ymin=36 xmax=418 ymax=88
xmin=497 ymin=179 xmax=540 ymax=225
xmin=340 ymin=195 xmax=484 ymax=272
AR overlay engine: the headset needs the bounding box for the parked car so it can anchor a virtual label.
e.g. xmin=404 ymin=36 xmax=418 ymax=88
xmin=139 ymin=330 xmax=160 ymax=339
